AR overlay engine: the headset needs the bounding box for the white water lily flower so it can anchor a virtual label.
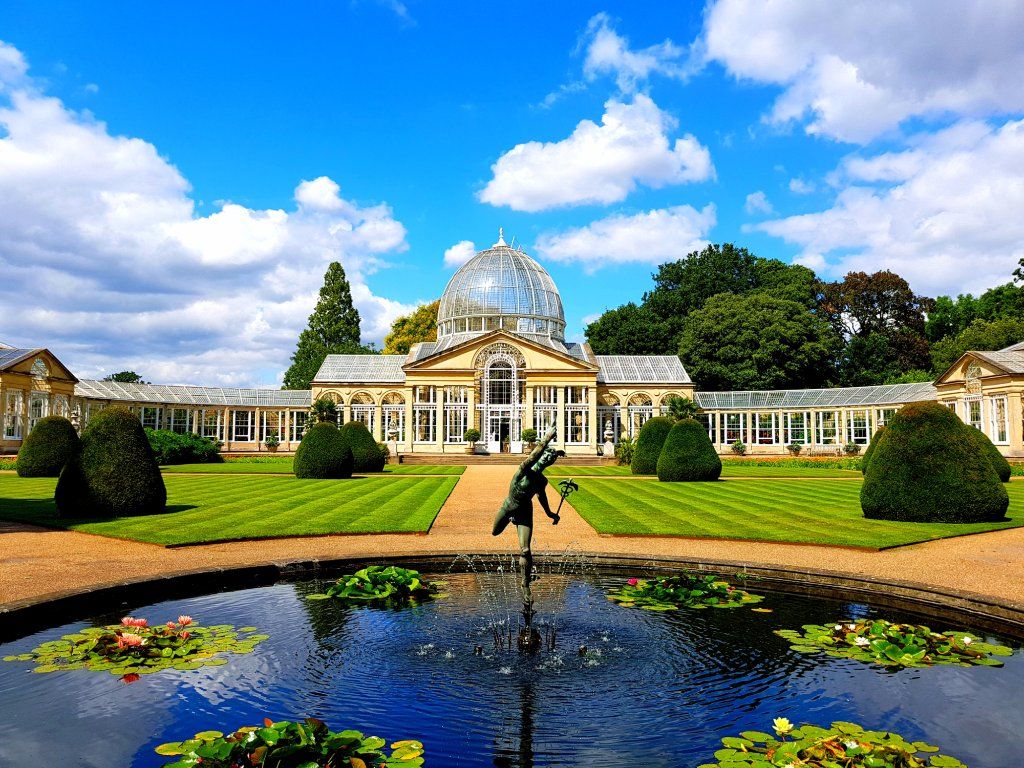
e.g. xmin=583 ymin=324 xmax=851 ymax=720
xmin=854 ymin=637 xmax=870 ymax=647
xmin=844 ymin=740 xmax=859 ymax=750
xmin=847 ymin=623 xmax=856 ymax=631
xmin=773 ymin=717 xmax=794 ymax=736
xmin=963 ymin=636 xmax=973 ymax=645
xmin=834 ymin=624 xmax=843 ymax=631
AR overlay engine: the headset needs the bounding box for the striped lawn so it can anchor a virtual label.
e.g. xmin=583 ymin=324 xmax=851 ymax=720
xmin=161 ymin=460 xmax=465 ymax=476
xmin=0 ymin=474 xmax=457 ymax=546
xmin=568 ymin=477 xmax=1024 ymax=549
xmin=547 ymin=465 xmax=861 ymax=478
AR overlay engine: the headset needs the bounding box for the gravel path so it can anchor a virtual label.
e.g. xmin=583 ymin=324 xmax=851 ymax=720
xmin=2 ymin=465 xmax=1023 ymax=609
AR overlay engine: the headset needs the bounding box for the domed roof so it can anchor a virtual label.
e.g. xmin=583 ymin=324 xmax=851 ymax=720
xmin=436 ymin=232 xmax=566 ymax=348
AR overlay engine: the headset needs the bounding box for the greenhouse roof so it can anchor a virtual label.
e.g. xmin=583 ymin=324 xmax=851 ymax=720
xmin=973 ymin=350 xmax=1024 ymax=374
xmin=0 ymin=347 xmax=34 ymax=370
xmin=596 ymin=356 xmax=691 ymax=384
xmin=75 ymin=380 xmax=312 ymax=407
xmin=695 ymin=381 xmax=936 ymax=410
xmin=314 ymin=355 xmax=406 ymax=383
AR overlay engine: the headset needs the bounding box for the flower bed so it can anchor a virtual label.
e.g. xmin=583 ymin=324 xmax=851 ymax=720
xmin=720 ymin=456 xmax=862 ymax=470
xmin=3 ymin=615 xmax=268 ymax=679
xmin=776 ymin=619 xmax=1013 ymax=668
xmin=606 ymin=573 xmax=764 ymax=611
xmin=306 ymin=565 xmax=447 ymax=605
xmin=697 ymin=718 xmax=966 ymax=768
xmin=155 ymin=718 xmax=424 ymax=768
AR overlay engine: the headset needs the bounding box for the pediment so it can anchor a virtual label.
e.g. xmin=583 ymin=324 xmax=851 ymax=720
xmin=935 ymin=352 xmax=1011 ymax=386
xmin=1 ymin=348 xmax=79 ymax=382
xmin=403 ymin=330 xmax=597 ymax=373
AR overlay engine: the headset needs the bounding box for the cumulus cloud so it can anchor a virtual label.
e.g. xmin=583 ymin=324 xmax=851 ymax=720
xmin=755 ymin=119 xmax=1024 ymax=296
xmin=788 ymin=177 xmax=815 ymax=194
xmin=580 ymin=12 xmax=693 ymax=93
xmin=442 ymin=240 xmax=476 ymax=268
xmin=700 ymin=0 xmax=1024 ymax=142
xmin=535 ymin=204 xmax=716 ymax=272
xmin=744 ymin=190 xmax=774 ymax=215
xmin=480 ymin=95 xmax=713 ymax=212
xmin=0 ymin=41 xmax=412 ymax=386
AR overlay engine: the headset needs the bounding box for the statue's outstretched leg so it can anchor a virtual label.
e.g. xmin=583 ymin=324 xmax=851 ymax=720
xmin=517 ymin=522 xmax=533 ymax=600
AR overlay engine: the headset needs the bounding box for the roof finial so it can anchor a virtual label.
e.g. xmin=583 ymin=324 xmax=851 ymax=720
xmin=495 ymin=227 xmax=506 ymax=247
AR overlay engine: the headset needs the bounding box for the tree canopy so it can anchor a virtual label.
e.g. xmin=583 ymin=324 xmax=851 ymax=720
xmin=930 ymin=316 xmax=1024 ymax=375
xmin=585 ymin=303 xmax=674 ymax=355
xmin=678 ymin=293 xmax=840 ymax=391
xmin=383 ymin=300 xmax=439 ymax=355
xmin=103 ymin=371 xmax=147 ymax=383
xmin=283 ymin=262 xmax=375 ymax=390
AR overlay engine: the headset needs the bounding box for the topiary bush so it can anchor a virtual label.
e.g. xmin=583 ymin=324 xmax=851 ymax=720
xmin=55 ymin=406 xmax=166 ymax=518
xmin=965 ymin=425 xmax=1011 ymax=482
xmin=656 ymin=419 xmax=722 ymax=482
xmin=631 ymin=416 xmax=673 ymax=475
xmin=16 ymin=416 xmax=80 ymax=477
xmin=145 ymin=428 xmax=221 ymax=465
xmin=860 ymin=425 xmax=885 ymax=474
xmin=861 ymin=401 xmax=1008 ymax=523
xmin=293 ymin=422 xmax=353 ymax=479
xmin=339 ymin=421 xmax=386 ymax=473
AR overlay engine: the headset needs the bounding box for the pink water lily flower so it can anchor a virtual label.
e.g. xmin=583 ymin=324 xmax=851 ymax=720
xmin=180 ymin=631 xmax=191 ymax=640
xmin=116 ymin=633 xmax=146 ymax=649
xmin=626 ymin=578 xmax=639 ymax=587
xmin=177 ymin=615 xmax=193 ymax=626
xmin=121 ymin=617 xmax=148 ymax=628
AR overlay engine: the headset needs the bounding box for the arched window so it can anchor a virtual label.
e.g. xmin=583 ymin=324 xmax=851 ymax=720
xmin=627 ymin=393 xmax=654 ymax=438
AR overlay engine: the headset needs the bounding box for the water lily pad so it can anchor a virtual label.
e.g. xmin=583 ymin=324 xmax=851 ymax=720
xmin=607 ymin=573 xmax=764 ymax=612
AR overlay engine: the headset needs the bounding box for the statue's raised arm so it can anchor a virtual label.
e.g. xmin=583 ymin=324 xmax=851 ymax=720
xmin=520 ymin=426 xmax=557 ymax=470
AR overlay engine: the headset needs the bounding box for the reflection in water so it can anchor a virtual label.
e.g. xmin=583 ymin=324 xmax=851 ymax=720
xmin=0 ymin=573 xmax=1020 ymax=768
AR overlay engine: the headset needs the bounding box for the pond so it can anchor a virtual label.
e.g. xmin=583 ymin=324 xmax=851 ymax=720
xmin=0 ymin=570 xmax=1020 ymax=767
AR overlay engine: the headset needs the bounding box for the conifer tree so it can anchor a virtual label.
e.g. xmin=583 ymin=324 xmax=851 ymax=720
xmin=283 ymin=262 xmax=374 ymax=390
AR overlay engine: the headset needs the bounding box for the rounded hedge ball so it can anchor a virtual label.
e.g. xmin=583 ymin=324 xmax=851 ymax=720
xmin=339 ymin=421 xmax=386 ymax=473
xmin=861 ymin=401 xmax=1008 ymax=523
xmin=16 ymin=415 xmax=80 ymax=478
xmin=294 ymin=422 xmax=354 ymax=479
xmin=631 ymin=416 xmax=673 ymax=475
xmin=656 ymin=419 xmax=722 ymax=482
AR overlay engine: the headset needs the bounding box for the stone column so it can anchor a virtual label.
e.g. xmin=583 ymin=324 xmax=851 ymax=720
xmin=373 ymin=403 xmax=383 ymax=441
xmin=619 ymin=403 xmax=629 ymax=440
xmin=223 ymin=407 xmax=231 ymax=450
xmin=524 ymin=384 xmax=534 ymax=435
xmin=556 ymin=387 xmax=566 ymax=447
xmin=587 ymin=386 xmax=598 ymax=453
xmin=404 ymin=396 xmax=414 ymax=453
xmin=283 ymin=409 xmax=291 ymax=448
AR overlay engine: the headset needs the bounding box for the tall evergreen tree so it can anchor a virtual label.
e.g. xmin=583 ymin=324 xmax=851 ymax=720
xmin=283 ymin=262 xmax=374 ymax=390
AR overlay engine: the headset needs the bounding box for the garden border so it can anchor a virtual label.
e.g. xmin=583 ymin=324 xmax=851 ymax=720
xmin=2 ymin=553 xmax=1023 ymax=643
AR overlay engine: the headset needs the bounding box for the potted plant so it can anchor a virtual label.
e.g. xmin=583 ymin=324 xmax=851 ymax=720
xmin=264 ymin=430 xmax=280 ymax=453
xmin=520 ymin=428 xmax=538 ymax=452
xmin=843 ymin=441 xmax=862 ymax=456
xmin=786 ymin=442 xmax=802 ymax=456
xmin=731 ymin=440 xmax=747 ymax=456
xmin=463 ymin=428 xmax=481 ymax=455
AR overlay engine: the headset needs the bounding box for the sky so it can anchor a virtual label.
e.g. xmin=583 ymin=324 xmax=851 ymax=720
xmin=2 ymin=1 xmax=1024 ymax=386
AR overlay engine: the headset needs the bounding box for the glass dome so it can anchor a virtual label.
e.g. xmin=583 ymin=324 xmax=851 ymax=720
xmin=437 ymin=233 xmax=566 ymax=346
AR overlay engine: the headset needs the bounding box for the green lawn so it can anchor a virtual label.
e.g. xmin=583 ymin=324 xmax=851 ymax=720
xmin=547 ymin=464 xmax=861 ymax=478
xmin=568 ymin=477 xmax=1024 ymax=549
xmin=0 ymin=474 xmax=458 ymax=546
xmin=161 ymin=459 xmax=465 ymax=476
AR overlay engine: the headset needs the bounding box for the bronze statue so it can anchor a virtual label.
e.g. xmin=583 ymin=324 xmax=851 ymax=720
xmin=491 ymin=426 xmax=564 ymax=649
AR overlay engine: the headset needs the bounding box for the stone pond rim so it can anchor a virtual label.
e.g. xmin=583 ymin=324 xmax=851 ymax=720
xmin=2 ymin=553 xmax=1023 ymax=645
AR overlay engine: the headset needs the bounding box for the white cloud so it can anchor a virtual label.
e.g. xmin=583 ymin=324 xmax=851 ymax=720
xmin=744 ymin=190 xmax=774 ymax=215
xmin=755 ymin=119 xmax=1024 ymax=296
xmin=443 ymin=240 xmax=476 ymax=268
xmin=0 ymin=41 xmax=27 ymax=88
xmin=788 ymin=177 xmax=815 ymax=194
xmin=480 ymin=94 xmax=713 ymax=212
xmin=535 ymin=204 xmax=716 ymax=272
xmin=700 ymin=0 xmax=1024 ymax=142
xmin=0 ymin=41 xmax=412 ymax=386
xmin=580 ymin=13 xmax=692 ymax=93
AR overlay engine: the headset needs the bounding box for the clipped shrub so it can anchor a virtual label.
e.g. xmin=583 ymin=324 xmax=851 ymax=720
xmin=55 ymin=406 xmax=166 ymax=518
xmin=731 ymin=441 xmax=746 ymax=456
xmin=630 ymin=416 xmax=673 ymax=475
xmin=860 ymin=426 xmax=885 ymax=474
xmin=843 ymin=442 xmax=862 ymax=456
xmin=861 ymin=401 xmax=1008 ymax=523
xmin=339 ymin=421 xmax=386 ymax=473
xmin=145 ymin=428 xmax=221 ymax=465
xmin=16 ymin=416 xmax=80 ymax=477
xmin=293 ymin=422 xmax=353 ymax=479
xmin=966 ymin=425 xmax=1011 ymax=483
xmin=614 ymin=434 xmax=635 ymax=466
xmin=656 ymin=419 xmax=722 ymax=482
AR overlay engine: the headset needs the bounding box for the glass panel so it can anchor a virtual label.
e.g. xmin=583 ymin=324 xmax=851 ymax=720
xmin=3 ymin=390 xmax=23 ymax=439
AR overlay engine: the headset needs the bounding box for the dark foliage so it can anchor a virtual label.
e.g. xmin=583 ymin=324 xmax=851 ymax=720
xmin=16 ymin=416 xmax=80 ymax=477
xmin=145 ymin=429 xmax=221 ymax=465
xmin=656 ymin=419 xmax=722 ymax=482
xmin=339 ymin=421 xmax=386 ymax=472
xmin=861 ymin=402 xmax=1008 ymax=523
xmin=860 ymin=425 xmax=885 ymax=474
xmin=965 ymin=426 xmax=1011 ymax=483
xmin=55 ymin=406 xmax=166 ymax=518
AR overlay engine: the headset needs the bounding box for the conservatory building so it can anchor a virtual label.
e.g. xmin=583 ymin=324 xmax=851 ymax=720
xmin=3 ymin=235 xmax=1024 ymax=457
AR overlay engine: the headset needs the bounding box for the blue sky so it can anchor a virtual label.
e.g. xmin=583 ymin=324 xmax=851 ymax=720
xmin=2 ymin=1 xmax=1024 ymax=385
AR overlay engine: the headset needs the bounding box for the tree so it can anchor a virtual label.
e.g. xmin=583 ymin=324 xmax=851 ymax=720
xmin=930 ymin=317 xmax=1024 ymax=374
xmin=585 ymin=303 xmax=674 ymax=355
xmin=664 ymin=395 xmax=699 ymax=421
xmin=103 ymin=371 xmax=147 ymax=383
xmin=310 ymin=396 xmax=339 ymax=425
xmin=283 ymin=262 xmax=375 ymax=390
xmin=926 ymin=282 xmax=1024 ymax=342
xmin=383 ymin=300 xmax=439 ymax=355
xmin=819 ymin=270 xmax=932 ymax=339
xmin=836 ymin=331 xmax=931 ymax=387
xmin=678 ymin=293 xmax=840 ymax=391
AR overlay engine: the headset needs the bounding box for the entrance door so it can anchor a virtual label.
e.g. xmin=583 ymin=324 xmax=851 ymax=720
xmin=486 ymin=409 xmax=511 ymax=452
